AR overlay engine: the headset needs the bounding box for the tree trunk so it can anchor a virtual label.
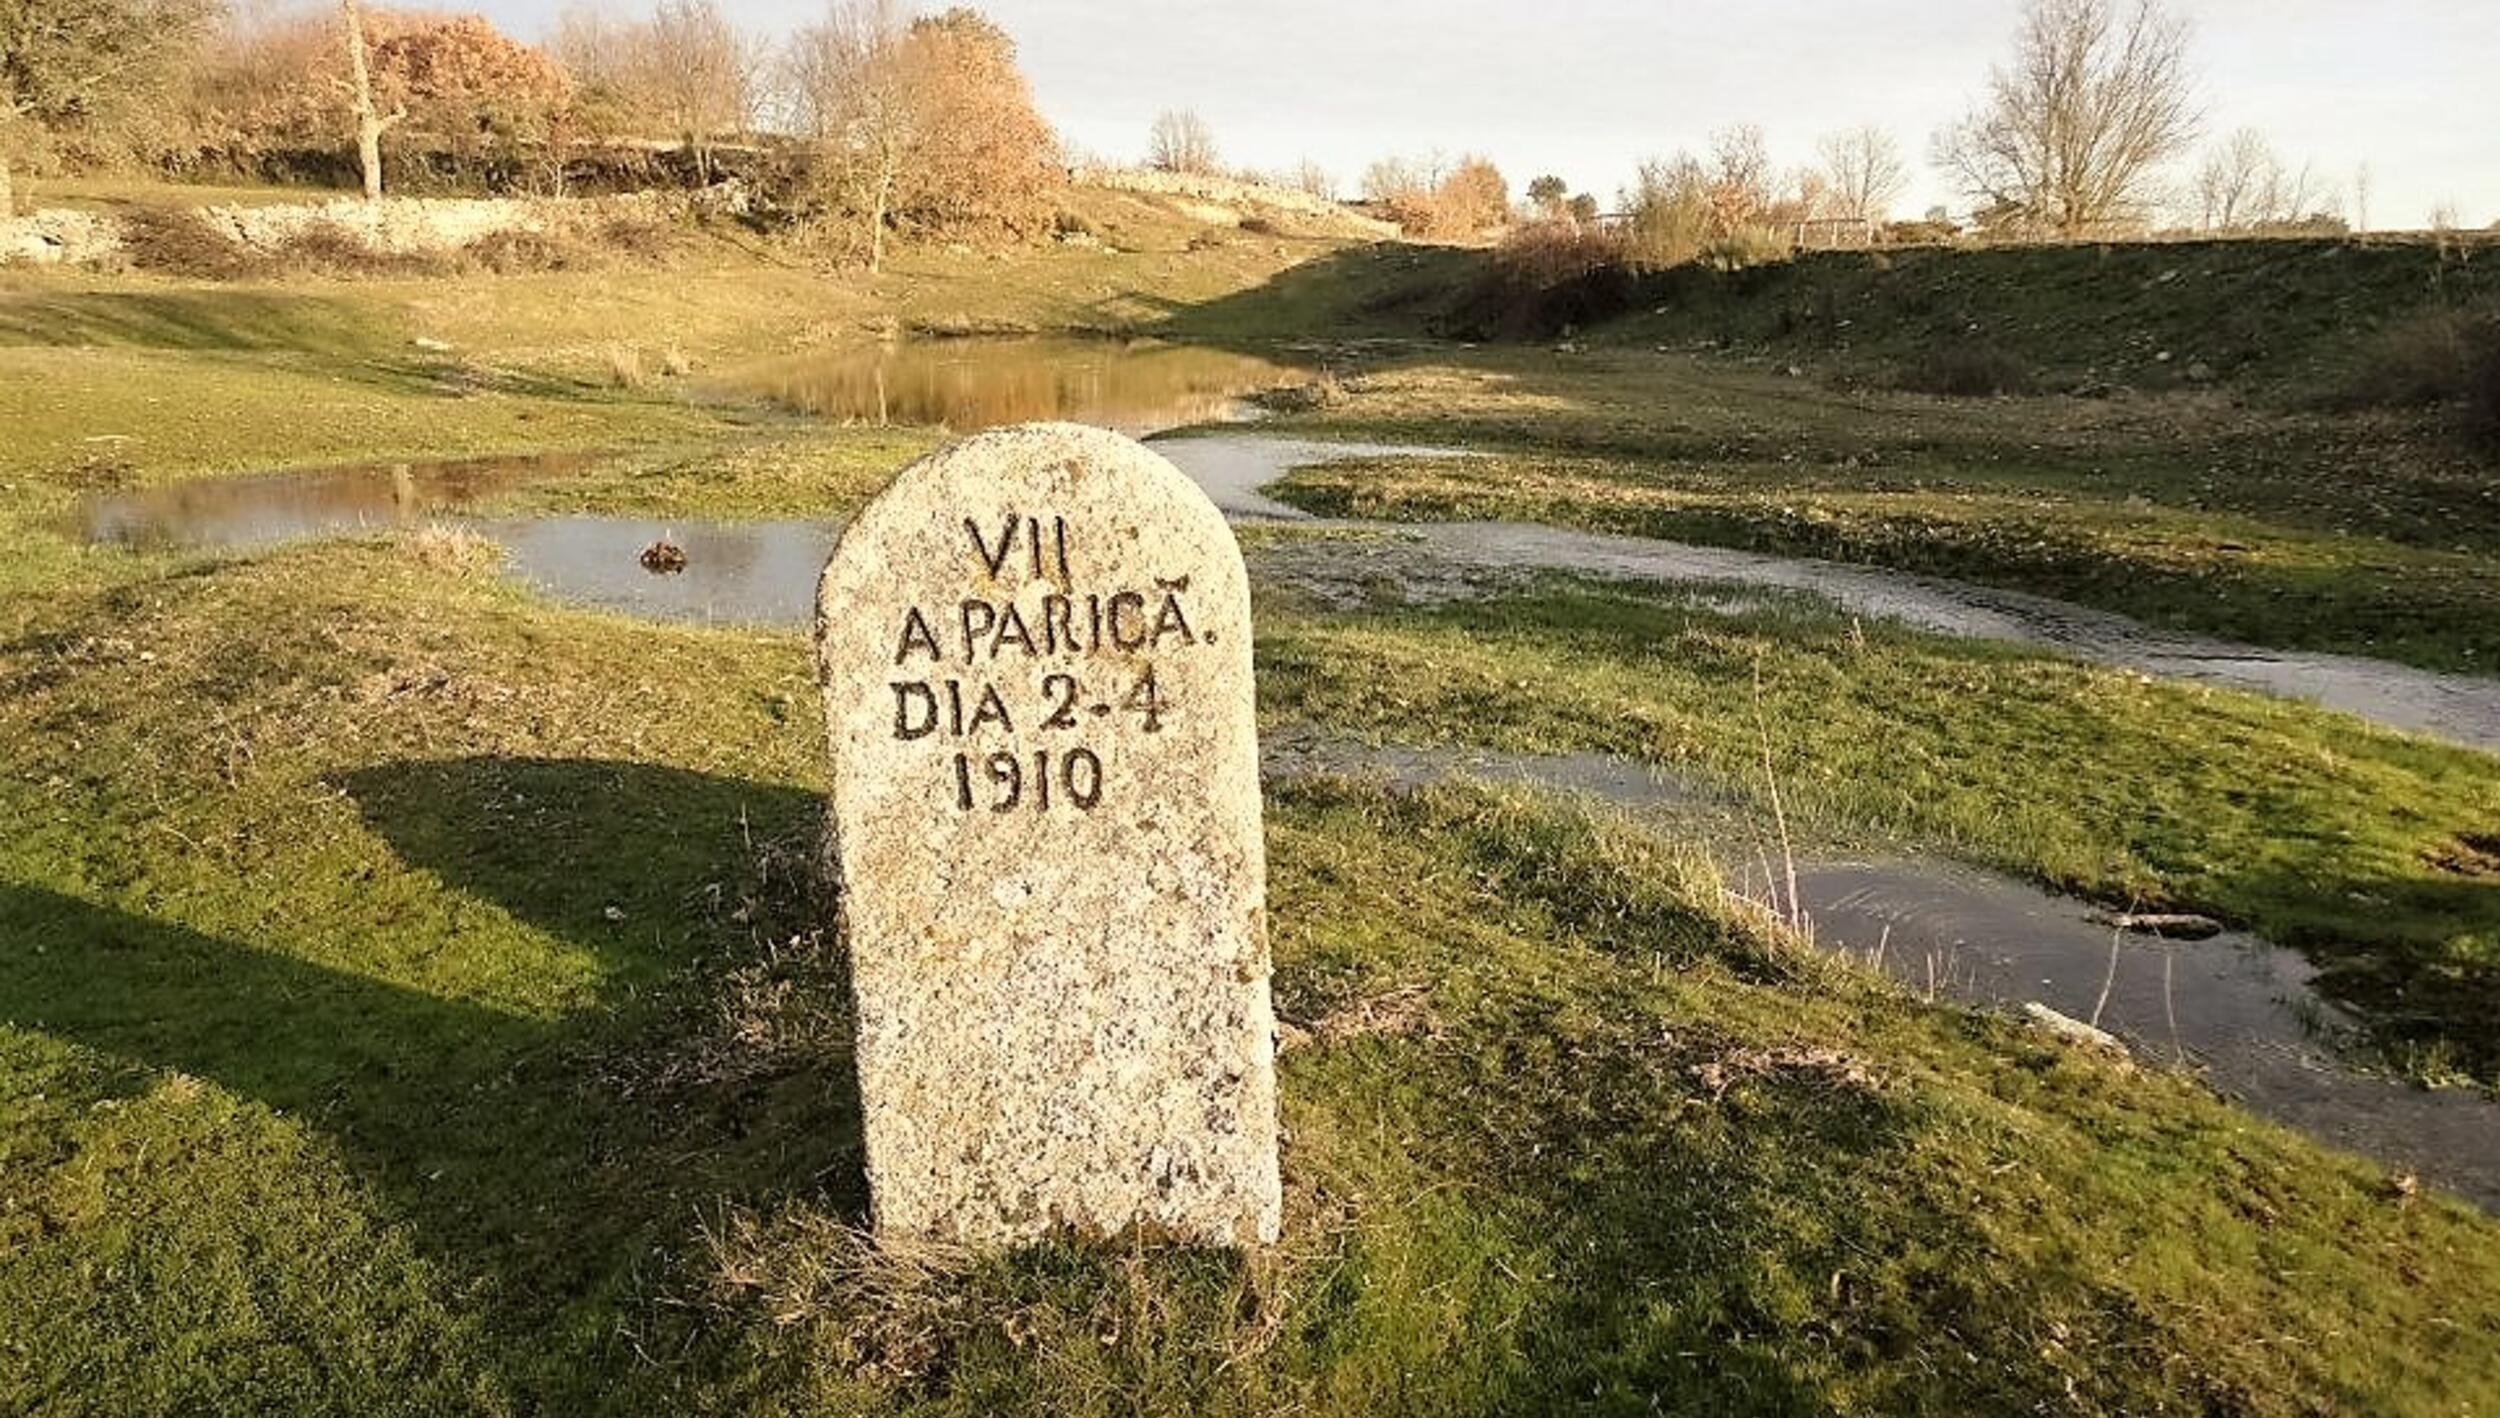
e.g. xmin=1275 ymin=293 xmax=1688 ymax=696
xmin=0 ymin=153 xmax=14 ymax=221
xmin=868 ymin=167 xmax=890 ymax=274
xmin=341 ymin=0 xmax=388 ymax=201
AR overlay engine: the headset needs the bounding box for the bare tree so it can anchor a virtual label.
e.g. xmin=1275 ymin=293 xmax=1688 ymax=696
xmin=645 ymin=0 xmax=751 ymax=183
xmin=2193 ymin=128 xmax=2329 ymax=231
xmin=551 ymin=6 xmax=632 ymax=91
xmin=1 ymin=0 xmax=215 ymax=214
xmin=337 ymin=0 xmax=402 ymax=200
xmin=1817 ymin=125 xmax=1907 ymax=223
xmin=2351 ymin=162 xmax=2372 ymax=233
xmin=1289 ymin=157 xmax=1333 ymax=200
xmin=788 ymin=0 xmax=918 ymax=271
xmin=1933 ymin=0 xmax=2199 ymax=237
xmin=1146 ymin=108 xmax=1217 ymax=175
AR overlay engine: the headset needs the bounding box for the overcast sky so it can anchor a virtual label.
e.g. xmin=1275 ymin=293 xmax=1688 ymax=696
xmin=488 ymin=0 xmax=2498 ymax=228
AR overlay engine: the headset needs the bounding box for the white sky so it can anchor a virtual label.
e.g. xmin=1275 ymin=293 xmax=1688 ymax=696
xmin=489 ymin=0 xmax=2500 ymax=228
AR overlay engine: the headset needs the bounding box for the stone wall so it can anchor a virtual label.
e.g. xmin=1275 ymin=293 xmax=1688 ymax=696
xmin=0 ymin=190 xmax=696 ymax=268
xmin=0 ymin=210 xmax=123 ymax=267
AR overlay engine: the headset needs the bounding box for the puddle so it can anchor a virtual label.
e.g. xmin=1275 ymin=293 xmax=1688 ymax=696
xmin=1154 ymin=431 xmax=2500 ymax=753
xmin=1152 ymin=433 xmax=1480 ymax=519
xmin=477 ymin=516 xmax=841 ymax=625
xmin=67 ymin=427 xmax=2500 ymax=752
xmin=1264 ymin=733 xmax=2500 ymax=1210
xmin=70 ymin=453 xmax=594 ymax=551
xmin=715 ymin=336 xmax=1310 ymax=434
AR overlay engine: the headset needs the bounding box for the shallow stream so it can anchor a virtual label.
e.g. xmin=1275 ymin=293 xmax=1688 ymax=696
xmin=1263 ymin=735 xmax=2500 ymax=1210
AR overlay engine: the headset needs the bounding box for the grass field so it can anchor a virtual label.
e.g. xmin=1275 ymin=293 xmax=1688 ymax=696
xmin=4 ymin=525 xmax=2496 ymax=1413
xmin=5 ymin=184 xmax=2499 ymax=1412
xmin=1259 ymin=347 xmax=2500 ymax=671
xmin=1258 ymin=575 xmax=2500 ymax=1085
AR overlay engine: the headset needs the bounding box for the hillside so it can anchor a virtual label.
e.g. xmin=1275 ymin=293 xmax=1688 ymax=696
xmin=1424 ymin=234 xmax=2500 ymax=401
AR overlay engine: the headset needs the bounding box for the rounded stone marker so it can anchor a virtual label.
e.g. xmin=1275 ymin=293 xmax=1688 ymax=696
xmin=815 ymin=422 xmax=1279 ymax=1247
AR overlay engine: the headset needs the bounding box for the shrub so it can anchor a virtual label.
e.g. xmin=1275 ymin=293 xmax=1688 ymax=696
xmin=2466 ymin=319 xmax=2500 ymax=453
xmin=1364 ymin=153 xmax=1510 ymax=239
xmin=2336 ymin=307 xmax=2500 ymax=412
xmin=1898 ymin=341 xmax=2036 ymax=397
xmin=1439 ymin=221 xmax=1635 ymax=339
xmin=1700 ymin=224 xmax=1794 ymax=271
xmin=460 ymin=229 xmax=576 ymax=274
xmin=116 ymin=206 xmax=259 ymax=278
xmin=406 ymin=522 xmax=500 ymax=573
xmin=594 ymin=213 xmax=680 ymax=263
xmin=271 ymin=225 xmax=450 ymax=278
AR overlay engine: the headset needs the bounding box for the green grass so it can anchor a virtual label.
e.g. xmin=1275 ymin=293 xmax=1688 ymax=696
xmin=8 ymin=181 xmax=2500 ymax=1410
xmin=1256 ymin=576 xmax=2500 ymax=1086
xmin=4 ymin=525 xmax=2497 ymax=1413
xmin=1260 ymin=347 xmax=2500 ymax=671
xmin=1462 ymin=234 xmax=2500 ymax=398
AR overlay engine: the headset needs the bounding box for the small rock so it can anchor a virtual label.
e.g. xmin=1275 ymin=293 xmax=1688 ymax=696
xmin=2022 ymin=1003 xmax=2129 ymax=1059
xmin=413 ymin=336 xmax=454 ymax=353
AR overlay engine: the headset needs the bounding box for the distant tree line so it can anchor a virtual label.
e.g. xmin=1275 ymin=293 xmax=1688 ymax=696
xmin=0 ymin=0 xmax=1065 ymax=266
xmin=4 ymin=0 xmax=2476 ymax=247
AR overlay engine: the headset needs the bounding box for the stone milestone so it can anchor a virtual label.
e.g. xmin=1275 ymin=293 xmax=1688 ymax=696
xmin=814 ymin=421 xmax=1280 ymax=1247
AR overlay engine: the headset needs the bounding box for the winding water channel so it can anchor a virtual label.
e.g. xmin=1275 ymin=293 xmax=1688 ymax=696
xmin=68 ymin=355 xmax=2500 ymax=1207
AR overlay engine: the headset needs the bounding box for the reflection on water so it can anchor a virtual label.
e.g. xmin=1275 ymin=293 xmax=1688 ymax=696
xmin=74 ymin=453 xmax=593 ymax=551
xmin=718 ymin=337 xmax=1310 ymax=434
xmin=478 ymin=516 xmax=842 ymax=625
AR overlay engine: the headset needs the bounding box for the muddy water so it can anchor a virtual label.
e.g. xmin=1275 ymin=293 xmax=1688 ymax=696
xmin=1263 ymin=734 xmax=2500 ymax=1210
xmin=1154 ymin=432 xmax=2500 ymax=753
xmin=716 ymin=337 xmax=1309 ymax=434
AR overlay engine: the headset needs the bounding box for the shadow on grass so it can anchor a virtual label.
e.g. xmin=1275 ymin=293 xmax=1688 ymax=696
xmin=0 ymin=289 xmax=390 ymax=355
xmin=0 ymin=287 xmax=665 ymax=409
xmin=0 ymin=755 xmax=862 ymax=1405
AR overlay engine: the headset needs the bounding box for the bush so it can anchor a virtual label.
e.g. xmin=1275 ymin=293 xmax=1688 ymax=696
xmin=1898 ymin=341 xmax=2036 ymax=397
xmin=1438 ymin=221 xmax=1635 ymax=339
xmin=2467 ymin=320 xmax=2500 ymax=453
xmin=1700 ymin=224 xmax=1794 ymax=271
xmin=1365 ymin=153 xmax=1510 ymax=239
xmin=457 ymin=229 xmax=575 ymax=274
xmin=116 ymin=207 xmax=259 ymax=279
xmin=2336 ymin=307 xmax=2500 ymax=412
xmin=272 ymin=225 xmax=451 ymax=278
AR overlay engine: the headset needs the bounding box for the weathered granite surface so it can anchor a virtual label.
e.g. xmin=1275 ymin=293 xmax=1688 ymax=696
xmin=815 ymin=421 xmax=1278 ymax=1247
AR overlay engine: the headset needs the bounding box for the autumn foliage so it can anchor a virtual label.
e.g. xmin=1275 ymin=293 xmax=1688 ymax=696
xmin=894 ymin=9 xmax=1061 ymax=240
xmin=1362 ymin=152 xmax=1510 ymax=239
